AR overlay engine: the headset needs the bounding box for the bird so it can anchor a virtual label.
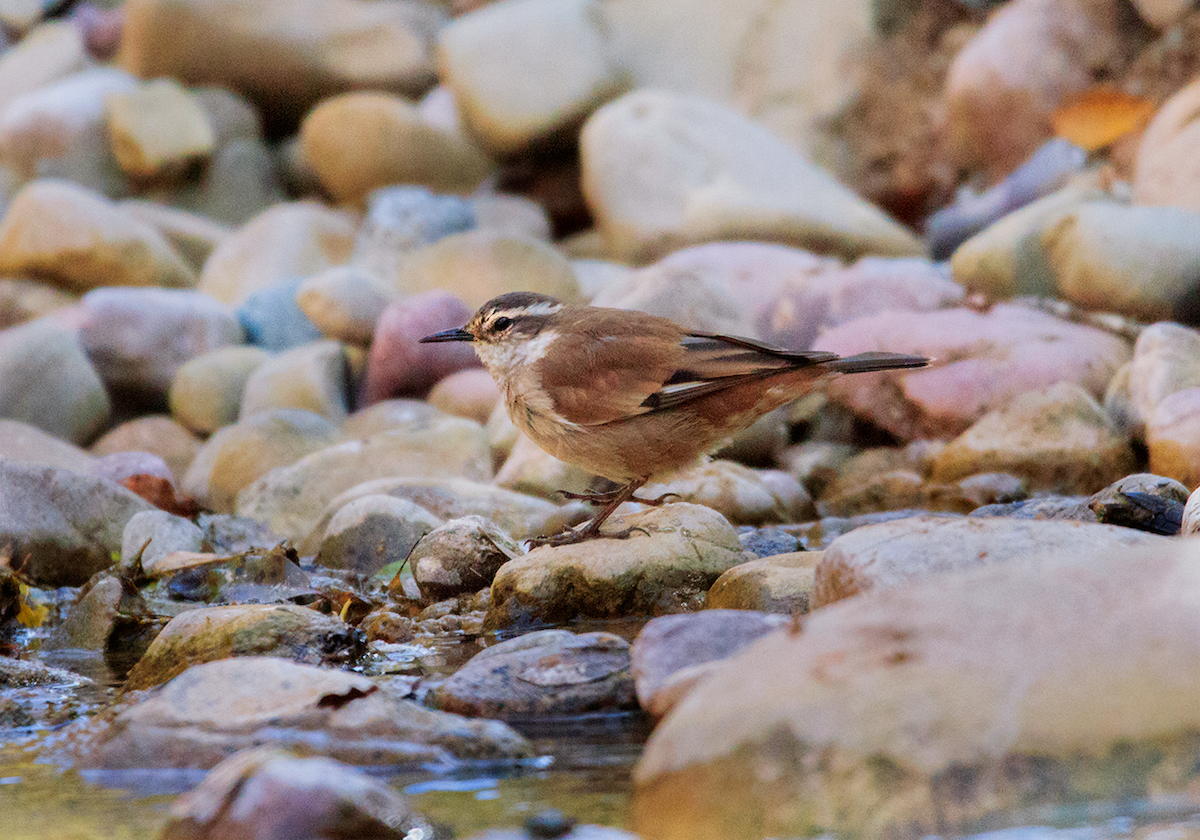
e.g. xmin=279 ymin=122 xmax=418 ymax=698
xmin=421 ymin=291 xmax=928 ymax=546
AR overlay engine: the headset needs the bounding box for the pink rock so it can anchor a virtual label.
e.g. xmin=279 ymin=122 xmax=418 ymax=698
xmin=1134 ymin=75 xmax=1200 ymax=213
xmin=761 ymin=256 xmax=964 ymax=350
xmin=814 ymin=304 xmax=1132 ymax=440
xmin=91 ymin=450 xmax=174 ymax=485
xmin=943 ymin=0 xmax=1123 ymax=180
xmin=360 ymin=291 xmax=478 ymax=403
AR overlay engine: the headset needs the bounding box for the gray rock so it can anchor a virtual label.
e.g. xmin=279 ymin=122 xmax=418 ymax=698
xmin=239 ymin=339 xmax=349 ymax=422
xmin=0 ymin=318 xmax=110 ymax=444
xmin=235 ymin=276 xmax=324 ymax=352
xmin=120 ymin=509 xmax=205 ymax=576
xmin=351 ymin=184 xmax=476 ymax=283
xmin=410 ymin=515 xmax=521 ymax=602
xmin=73 ymin=656 xmax=531 ymax=770
xmin=315 ymin=494 xmax=443 ymax=576
xmin=0 ymin=460 xmax=152 ymax=587
xmin=435 ymin=629 xmax=636 ymax=719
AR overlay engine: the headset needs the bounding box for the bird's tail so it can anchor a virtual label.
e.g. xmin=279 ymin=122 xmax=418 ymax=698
xmin=825 ymin=352 xmax=929 ymax=374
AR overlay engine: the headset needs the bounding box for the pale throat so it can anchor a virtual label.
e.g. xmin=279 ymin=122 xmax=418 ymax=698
xmin=473 ymin=328 xmax=559 ymax=380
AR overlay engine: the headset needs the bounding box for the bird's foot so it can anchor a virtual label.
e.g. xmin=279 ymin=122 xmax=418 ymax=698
xmin=525 ymin=522 xmax=649 ymax=548
xmin=557 ymin=489 xmax=680 ymax=507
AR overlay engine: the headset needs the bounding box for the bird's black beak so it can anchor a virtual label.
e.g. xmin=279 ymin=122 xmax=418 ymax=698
xmin=419 ymin=327 xmax=474 ymax=343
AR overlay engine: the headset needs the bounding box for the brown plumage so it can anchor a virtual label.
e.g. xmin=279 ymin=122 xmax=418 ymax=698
xmin=422 ymin=292 xmax=927 ymax=545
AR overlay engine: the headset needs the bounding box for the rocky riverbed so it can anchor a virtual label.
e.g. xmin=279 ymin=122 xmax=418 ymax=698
xmin=7 ymin=0 xmax=1200 ymax=838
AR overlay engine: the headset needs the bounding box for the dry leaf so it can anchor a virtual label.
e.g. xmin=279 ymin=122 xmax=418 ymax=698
xmin=1052 ymin=87 xmax=1155 ymax=151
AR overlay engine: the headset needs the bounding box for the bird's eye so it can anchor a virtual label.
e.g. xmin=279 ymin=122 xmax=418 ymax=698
xmin=492 ymin=316 xmax=513 ymax=332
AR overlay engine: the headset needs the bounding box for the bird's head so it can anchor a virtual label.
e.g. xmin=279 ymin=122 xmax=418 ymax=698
xmin=420 ymin=292 xmax=566 ymax=377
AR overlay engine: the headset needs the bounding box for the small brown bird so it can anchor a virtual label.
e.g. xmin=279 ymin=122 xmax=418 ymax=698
xmin=422 ymin=292 xmax=927 ymax=545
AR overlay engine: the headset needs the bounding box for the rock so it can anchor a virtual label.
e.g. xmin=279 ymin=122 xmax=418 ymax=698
xmin=160 ymin=747 xmax=435 ymax=840
xmin=120 ymin=509 xmax=205 ymax=576
xmin=949 ymin=179 xmax=1104 ymax=300
xmin=394 ymin=230 xmax=581 ymax=308
xmin=0 ymin=67 xmax=136 ymax=196
xmin=640 ymin=461 xmax=816 ymax=526
xmin=46 ymin=572 xmax=157 ymax=660
xmin=631 ymin=610 xmax=786 ymax=719
xmin=631 ymin=539 xmax=1200 ymax=838
xmin=118 ymin=0 xmax=444 ymax=129
xmin=341 ymin=397 xmax=442 ymax=440
xmin=737 ymin=527 xmax=802 ymax=558
xmin=930 ymin=383 xmax=1135 ymax=494
xmin=1106 ymin=321 xmax=1200 ymax=439
xmin=78 ymin=287 xmax=243 ymax=395
xmin=169 ymin=345 xmax=271 ymax=435
xmin=706 ymin=552 xmax=819 ymax=614
xmin=761 ymin=256 xmax=963 ymax=351
xmin=125 ymin=604 xmax=364 ymax=690
xmin=190 ymin=85 xmax=264 ymax=146
xmin=0 ymin=460 xmax=152 ymax=587
xmin=0 ymin=320 xmax=110 ymax=444
xmin=234 ymin=277 xmax=324 ymax=352
xmin=90 ymin=451 xmax=173 ymax=485
xmin=315 ymin=494 xmax=443 ymax=576
xmin=196 ymin=513 xmax=282 ymax=556
xmin=173 ymin=137 xmax=287 ymax=227
xmin=1090 ymin=472 xmax=1187 ymax=535
xmin=90 ymin=414 xmax=202 ymax=484
xmin=943 ymin=0 xmax=1125 ymax=179
xmin=471 ymin=192 xmax=552 ymax=241
xmin=0 ymin=276 xmax=76 ymax=329
xmin=0 ymin=179 xmax=196 ymax=291
xmin=295 ymin=265 xmax=390 ymax=346
xmin=239 ymin=340 xmax=350 ymax=423
xmin=1147 ymin=387 xmax=1200 ymax=487
xmin=439 ymin=0 xmax=628 ymax=157
xmin=74 ymin=656 xmax=530 ymax=770
xmin=493 ymin=434 xmax=597 ymax=500
xmin=118 ymin=199 xmax=231 ymax=273
xmin=295 ymin=477 xmax=580 ymax=554
xmin=1044 ymin=202 xmax=1200 ymax=322
xmin=1184 ymin=484 xmax=1200 ymax=535
xmin=298 ymin=91 xmax=494 ymax=204
xmin=1131 ymin=0 xmax=1194 ymax=28
xmin=813 ymin=514 xmax=1168 ymax=607
xmin=0 ymin=418 xmax=95 ymax=472
xmin=434 ymin=629 xmax=636 ymax=718
xmin=0 ymin=21 xmax=88 ymax=118
xmin=580 ymin=89 xmax=923 ymax=264
xmin=105 ymin=78 xmax=215 ymax=180
xmin=485 ymin=503 xmax=744 ymax=628
xmin=600 ymin=0 xmax=873 ymax=157
xmin=236 ymin=418 xmax=493 ymax=543
xmin=197 ymin=201 xmax=357 ymax=306
xmin=181 ymin=408 xmax=342 ymax=513
xmin=409 ymin=515 xmax=521 ymax=602
xmin=360 ymin=291 xmax=478 ymax=402
xmin=426 ymin=367 xmax=500 ymax=425
xmin=350 ymin=185 xmax=476 ymax=283
xmin=815 ymin=304 xmax=1133 ymax=440
xmin=1134 ymin=73 xmax=1200 ymax=212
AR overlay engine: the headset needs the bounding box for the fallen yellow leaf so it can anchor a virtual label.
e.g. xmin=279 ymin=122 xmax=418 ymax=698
xmin=1052 ymin=87 xmax=1156 ymax=151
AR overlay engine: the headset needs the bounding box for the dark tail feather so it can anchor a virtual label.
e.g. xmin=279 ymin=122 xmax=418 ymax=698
xmin=825 ymin=352 xmax=929 ymax=375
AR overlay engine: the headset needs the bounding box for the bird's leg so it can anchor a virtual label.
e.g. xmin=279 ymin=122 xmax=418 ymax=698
xmin=557 ymin=487 xmax=680 ymax=507
xmin=531 ymin=477 xmax=654 ymax=547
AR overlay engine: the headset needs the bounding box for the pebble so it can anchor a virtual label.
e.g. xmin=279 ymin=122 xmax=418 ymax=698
xmin=161 ymin=747 xmax=434 ymax=840
xmin=1089 ymin=472 xmax=1187 ymax=535
xmin=234 ymin=277 xmax=324 ymax=351
xmin=197 ymin=200 xmax=357 ymax=306
xmin=640 ymin=461 xmax=816 ymax=526
xmin=630 ymin=610 xmax=787 ymax=719
xmin=124 ymin=604 xmax=364 ymax=690
xmin=73 ymin=656 xmax=530 ymax=770
xmin=295 ymin=265 xmax=390 ymax=347
xmin=816 ymin=303 xmax=1133 ymax=440
xmin=812 ymin=514 xmax=1169 ymax=607
xmin=0 ymin=179 xmax=196 ymax=291
xmin=485 ymin=503 xmax=743 ymax=629
xmin=426 ymin=367 xmax=501 ymax=426
xmin=0 ymin=460 xmax=152 ymax=587
xmin=0 ymin=417 xmax=95 ymax=472
xmin=315 ymin=494 xmax=443 ymax=577
xmin=118 ymin=0 xmax=445 ymax=125
xmin=632 ymin=539 xmax=1200 ymax=837
xmin=104 ymin=77 xmax=214 ymax=180
xmin=930 ymin=382 xmax=1135 ymax=494
xmin=90 ymin=414 xmax=202 ymax=484
xmin=118 ymin=198 xmax=231 ymax=273
xmin=172 ymin=137 xmax=286 ymax=227
xmin=439 ymin=0 xmax=628 ymax=157
xmin=579 ymin=89 xmax=923 ymax=263
xmin=120 ymin=509 xmax=205 ymax=576
xmin=0 ymin=319 xmax=110 ymax=444
xmin=360 ymin=291 xmax=478 ymax=402
xmin=78 ymin=287 xmax=243 ymax=395
xmin=168 ymin=345 xmax=271 ymax=435
xmin=298 ymin=91 xmax=494 ymax=204
xmin=1146 ymin=387 xmax=1200 ymax=487
xmin=0 ymin=276 xmax=76 ymax=329
xmin=180 ymin=408 xmax=342 ymax=513
xmin=1105 ymin=321 xmax=1200 ymax=439
xmin=493 ymin=434 xmax=600 ymax=500
xmin=238 ymin=339 xmax=350 ymax=423
xmin=706 ymin=551 xmax=819 ymax=615
xmin=235 ymin=418 xmax=494 ymax=544
xmin=434 ymin=629 xmax=637 ymax=718
xmin=1134 ymin=71 xmax=1200 ymax=211
xmin=409 ymin=515 xmax=522 ymax=602
xmin=0 ymin=21 xmax=88 ymax=117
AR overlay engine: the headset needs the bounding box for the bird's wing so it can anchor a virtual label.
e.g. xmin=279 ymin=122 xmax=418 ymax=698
xmin=535 ymin=312 xmax=836 ymax=425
